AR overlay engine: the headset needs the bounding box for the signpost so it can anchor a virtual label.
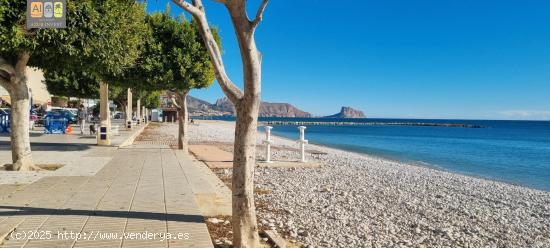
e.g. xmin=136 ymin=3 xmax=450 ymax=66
xmin=27 ymin=0 xmax=66 ymax=29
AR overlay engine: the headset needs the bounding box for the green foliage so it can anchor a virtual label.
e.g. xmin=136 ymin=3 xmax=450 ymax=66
xmin=44 ymin=69 xmax=100 ymax=98
xmin=3 ymin=1 xmax=216 ymax=110
xmin=0 ymin=0 xmax=33 ymax=60
xmin=1 ymin=0 xmax=147 ymax=80
xmin=121 ymin=11 xmax=219 ymax=92
xmin=143 ymin=91 xmax=161 ymax=108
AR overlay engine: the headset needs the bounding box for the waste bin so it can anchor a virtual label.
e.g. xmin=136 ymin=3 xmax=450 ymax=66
xmin=44 ymin=113 xmax=68 ymax=134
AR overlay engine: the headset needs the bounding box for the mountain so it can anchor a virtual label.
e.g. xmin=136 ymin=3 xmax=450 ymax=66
xmin=259 ymin=102 xmax=312 ymax=117
xmin=325 ymin=106 xmax=366 ymax=118
xmin=187 ymin=96 xmax=212 ymax=112
xmin=212 ymin=97 xmax=235 ymax=114
xmin=187 ymin=96 xmax=312 ymax=117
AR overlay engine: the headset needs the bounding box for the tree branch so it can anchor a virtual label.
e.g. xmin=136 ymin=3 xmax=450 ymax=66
xmin=0 ymin=56 xmax=16 ymax=84
xmin=173 ymin=89 xmax=190 ymax=110
xmin=14 ymin=52 xmax=30 ymax=84
xmin=171 ymin=94 xmax=182 ymax=110
xmin=171 ymin=0 xmax=201 ymax=16
xmin=15 ymin=52 xmax=30 ymax=74
xmin=171 ymin=0 xmax=244 ymax=103
xmin=250 ymin=0 xmax=269 ymax=30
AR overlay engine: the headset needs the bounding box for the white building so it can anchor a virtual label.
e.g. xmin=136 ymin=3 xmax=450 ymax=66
xmin=0 ymin=67 xmax=52 ymax=106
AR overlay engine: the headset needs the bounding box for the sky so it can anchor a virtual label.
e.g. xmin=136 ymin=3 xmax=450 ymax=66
xmin=146 ymin=0 xmax=550 ymax=120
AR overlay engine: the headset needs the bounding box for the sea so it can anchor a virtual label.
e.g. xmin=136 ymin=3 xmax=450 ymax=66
xmin=196 ymin=117 xmax=550 ymax=191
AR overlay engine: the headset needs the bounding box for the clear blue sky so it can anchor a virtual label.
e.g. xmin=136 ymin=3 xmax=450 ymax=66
xmin=146 ymin=0 xmax=550 ymax=120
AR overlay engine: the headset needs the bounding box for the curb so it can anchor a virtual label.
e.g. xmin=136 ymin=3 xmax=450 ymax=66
xmin=118 ymin=122 xmax=149 ymax=148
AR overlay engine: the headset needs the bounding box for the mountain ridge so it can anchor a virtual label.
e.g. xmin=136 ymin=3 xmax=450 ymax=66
xmin=187 ymin=96 xmax=312 ymax=117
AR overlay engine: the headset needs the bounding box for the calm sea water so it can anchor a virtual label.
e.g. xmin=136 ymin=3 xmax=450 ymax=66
xmin=198 ymin=117 xmax=550 ymax=191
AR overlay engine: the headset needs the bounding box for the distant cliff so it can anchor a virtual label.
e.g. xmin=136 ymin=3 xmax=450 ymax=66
xmin=259 ymin=102 xmax=312 ymax=117
xmin=325 ymin=106 xmax=366 ymax=118
xmin=187 ymin=96 xmax=312 ymax=117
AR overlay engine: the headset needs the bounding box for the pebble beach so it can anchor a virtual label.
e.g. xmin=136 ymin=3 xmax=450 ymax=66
xmin=188 ymin=120 xmax=550 ymax=248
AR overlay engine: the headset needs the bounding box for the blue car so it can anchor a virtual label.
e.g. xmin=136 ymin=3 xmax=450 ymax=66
xmin=47 ymin=109 xmax=78 ymax=124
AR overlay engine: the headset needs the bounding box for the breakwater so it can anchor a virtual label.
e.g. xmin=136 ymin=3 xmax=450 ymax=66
xmin=260 ymin=121 xmax=485 ymax=128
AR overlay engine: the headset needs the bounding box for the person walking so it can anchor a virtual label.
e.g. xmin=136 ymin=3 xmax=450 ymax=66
xmin=77 ymin=104 xmax=87 ymax=135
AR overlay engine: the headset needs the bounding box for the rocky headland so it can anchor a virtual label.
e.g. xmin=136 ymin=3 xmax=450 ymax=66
xmin=325 ymin=106 xmax=366 ymax=118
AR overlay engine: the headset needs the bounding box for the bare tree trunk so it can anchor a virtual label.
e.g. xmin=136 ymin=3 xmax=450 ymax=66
xmin=97 ymin=82 xmax=111 ymax=146
xmin=0 ymin=53 xmax=38 ymax=171
xmin=171 ymin=1 xmax=269 ymax=246
xmin=142 ymin=106 xmax=145 ymax=123
xmin=176 ymin=90 xmax=189 ymax=151
xmin=232 ymin=98 xmax=261 ymax=246
xmin=9 ymin=80 xmax=36 ymax=171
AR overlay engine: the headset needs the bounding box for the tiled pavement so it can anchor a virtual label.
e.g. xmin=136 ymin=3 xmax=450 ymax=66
xmin=0 ymin=126 xmax=213 ymax=247
xmin=0 ymin=119 xmax=143 ymax=185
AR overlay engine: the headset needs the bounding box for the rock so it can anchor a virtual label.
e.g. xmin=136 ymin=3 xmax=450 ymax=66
xmin=210 ymin=96 xmax=312 ymax=117
xmin=325 ymin=106 xmax=366 ymax=118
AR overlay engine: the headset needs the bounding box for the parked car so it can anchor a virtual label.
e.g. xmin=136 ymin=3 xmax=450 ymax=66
xmin=47 ymin=109 xmax=78 ymax=124
xmin=114 ymin=112 xmax=124 ymax=119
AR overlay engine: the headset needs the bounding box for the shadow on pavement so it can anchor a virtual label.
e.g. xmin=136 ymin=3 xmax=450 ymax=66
xmin=0 ymin=133 xmax=47 ymax=138
xmin=0 ymin=141 xmax=93 ymax=152
xmin=0 ymin=205 xmax=204 ymax=223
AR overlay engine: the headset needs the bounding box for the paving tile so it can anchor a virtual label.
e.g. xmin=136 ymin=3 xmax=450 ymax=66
xmin=0 ymin=124 xmax=215 ymax=248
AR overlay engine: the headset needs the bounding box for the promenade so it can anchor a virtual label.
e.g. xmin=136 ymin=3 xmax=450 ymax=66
xmin=0 ymin=122 xmax=216 ymax=247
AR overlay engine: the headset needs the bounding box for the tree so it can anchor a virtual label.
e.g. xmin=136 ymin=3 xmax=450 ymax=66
xmin=171 ymin=0 xmax=269 ymax=246
xmin=44 ymin=70 xmax=101 ymax=99
xmin=156 ymin=13 xmax=217 ymax=151
xmin=142 ymin=91 xmax=161 ymax=109
xmin=0 ymin=0 xmax=147 ymax=170
xmin=122 ymin=10 xmax=218 ymax=151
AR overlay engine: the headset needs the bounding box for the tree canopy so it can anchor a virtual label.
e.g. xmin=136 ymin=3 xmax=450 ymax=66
xmin=0 ymin=0 xmax=147 ymax=79
xmin=121 ymin=11 xmax=219 ymax=93
xmin=43 ymin=9 xmax=219 ymax=109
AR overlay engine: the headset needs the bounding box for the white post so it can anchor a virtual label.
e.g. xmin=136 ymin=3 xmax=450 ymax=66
xmin=97 ymin=82 xmax=111 ymax=146
xmin=262 ymin=126 xmax=273 ymax=163
xmin=297 ymin=126 xmax=308 ymax=163
xmin=126 ymin=88 xmax=132 ymax=130
xmin=136 ymin=99 xmax=141 ymax=125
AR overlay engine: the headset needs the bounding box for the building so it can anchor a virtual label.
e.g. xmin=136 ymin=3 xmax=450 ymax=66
xmin=160 ymin=91 xmax=178 ymax=122
xmin=0 ymin=67 xmax=52 ymax=107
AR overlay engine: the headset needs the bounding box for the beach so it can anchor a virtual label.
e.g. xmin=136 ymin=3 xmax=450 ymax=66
xmin=188 ymin=120 xmax=550 ymax=248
